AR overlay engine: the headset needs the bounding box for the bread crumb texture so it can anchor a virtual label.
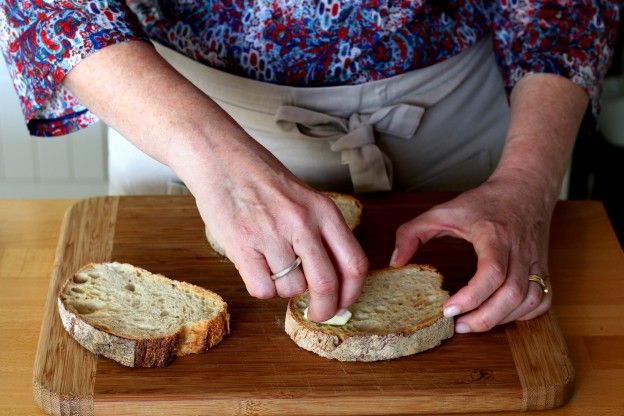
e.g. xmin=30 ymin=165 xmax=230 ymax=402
xmin=285 ymin=265 xmax=454 ymax=361
xmin=58 ymin=262 xmax=229 ymax=367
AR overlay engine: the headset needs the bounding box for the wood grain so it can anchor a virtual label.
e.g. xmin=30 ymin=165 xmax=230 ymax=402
xmin=32 ymin=197 xmax=119 ymax=416
xmin=2 ymin=196 xmax=621 ymax=416
xmin=506 ymin=312 xmax=574 ymax=410
xmin=0 ymin=200 xmax=74 ymax=416
xmin=30 ymin=194 xmax=573 ymax=415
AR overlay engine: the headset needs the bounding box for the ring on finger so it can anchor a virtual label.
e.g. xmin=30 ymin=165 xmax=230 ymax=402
xmin=271 ymin=257 xmax=302 ymax=280
xmin=528 ymin=274 xmax=549 ymax=294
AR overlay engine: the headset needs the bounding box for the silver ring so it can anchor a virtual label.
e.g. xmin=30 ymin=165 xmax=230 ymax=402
xmin=271 ymin=257 xmax=302 ymax=281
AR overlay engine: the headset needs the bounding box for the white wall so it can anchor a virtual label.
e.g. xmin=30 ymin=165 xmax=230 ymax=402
xmin=0 ymin=60 xmax=108 ymax=198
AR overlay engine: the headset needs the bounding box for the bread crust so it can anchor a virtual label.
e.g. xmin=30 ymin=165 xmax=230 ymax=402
xmin=57 ymin=263 xmax=230 ymax=368
xmin=323 ymin=191 xmax=363 ymax=231
xmin=284 ymin=264 xmax=454 ymax=361
xmin=58 ymin=296 xmax=137 ymax=366
xmin=134 ymin=333 xmax=179 ymax=368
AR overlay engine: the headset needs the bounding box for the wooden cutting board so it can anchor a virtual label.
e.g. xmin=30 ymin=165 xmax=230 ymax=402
xmin=33 ymin=194 xmax=574 ymax=416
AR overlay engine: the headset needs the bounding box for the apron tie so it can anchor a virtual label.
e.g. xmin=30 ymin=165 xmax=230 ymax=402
xmin=275 ymin=103 xmax=425 ymax=192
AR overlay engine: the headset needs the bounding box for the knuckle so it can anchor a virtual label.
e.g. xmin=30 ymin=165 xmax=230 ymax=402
xmin=503 ymin=284 xmax=525 ymax=305
xmin=479 ymin=221 xmax=506 ymax=239
xmin=235 ymin=227 xmax=256 ymax=248
xmin=462 ymin=291 xmax=482 ymax=309
xmin=310 ymin=277 xmax=338 ymax=296
xmin=281 ymin=282 xmax=307 ymax=298
xmin=248 ymin=285 xmax=274 ymax=300
xmin=493 ymin=222 xmax=509 ymax=238
xmin=316 ymin=195 xmax=339 ymax=214
xmin=526 ymin=291 xmax=542 ymax=309
xmin=395 ymin=223 xmax=413 ymax=241
xmin=235 ymin=226 xmax=267 ymax=250
xmin=485 ymin=263 xmax=506 ymax=285
xmin=472 ymin=315 xmax=495 ymax=332
xmin=345 ymin=255 xmax=369 ymax=279
xmin=288 ymin=203 xmax=312 ymax=228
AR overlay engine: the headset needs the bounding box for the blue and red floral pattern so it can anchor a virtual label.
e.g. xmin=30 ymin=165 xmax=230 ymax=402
xmin=0 ymin=1 xmax=621 ymax=137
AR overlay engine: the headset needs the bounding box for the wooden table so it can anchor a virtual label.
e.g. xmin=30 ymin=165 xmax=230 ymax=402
xmin=1 ymin=198 xmax=622 ymax=415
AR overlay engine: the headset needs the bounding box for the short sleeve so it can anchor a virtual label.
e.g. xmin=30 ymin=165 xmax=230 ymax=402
xmin=0 ymin=0 xmax=151 ymax=136
xmin=488 ymin=1 xmax=621 ymax=116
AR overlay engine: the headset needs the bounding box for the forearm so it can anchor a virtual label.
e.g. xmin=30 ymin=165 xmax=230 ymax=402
xmin=64 ymin=40 xmax=366 ymax=319
xmin=491 ymin=73 xmax=589 ymax=204
xmin=62 ymin=40 xmax=257 ymax=190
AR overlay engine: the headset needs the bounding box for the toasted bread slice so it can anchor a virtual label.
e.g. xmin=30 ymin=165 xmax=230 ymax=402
xmin=58 ymin=262 xmax=229 ymax=367
xmin=322 ymin=192 xmax=363 ymax=231
xmin=206 ymin=191 xmax=363 ymax=257
xmin=285 ymin=265 xmax=454 ymax=361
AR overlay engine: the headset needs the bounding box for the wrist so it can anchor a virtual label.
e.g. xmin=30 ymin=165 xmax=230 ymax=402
xmin=163 ymin=111 xmax=254 ymax=185
xmin=489 ymin=74 xmax=589 ymax=206
xmin=489 ymin=162 xmax=561 ymax=208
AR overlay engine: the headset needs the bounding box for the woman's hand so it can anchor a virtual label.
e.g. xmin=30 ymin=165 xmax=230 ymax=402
xmin=175 ymin=131 xmax=369 ymax=323
xmin=390 ymin=169 xmax=554 ymax=332
xmin=63 ymin=40 xmax=368 ymax=322
xmin=391 ymin=73 xmax=588 ymax=332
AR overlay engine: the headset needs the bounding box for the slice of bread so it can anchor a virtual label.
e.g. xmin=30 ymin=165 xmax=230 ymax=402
xmin=58 ymin=262 xmax=229 ymax=367
xmin=285 ymin=265 xmax=454 ymax=362
xmin=206 ymin=191 xmax=363 ymax=257
xmin=323 ymin=192 xmax=363 ymax=231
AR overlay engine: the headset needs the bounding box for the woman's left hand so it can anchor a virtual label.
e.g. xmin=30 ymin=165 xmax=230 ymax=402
xmin=390 ymin=168 xmax=555 ymax=333
xmin=389 ymin=73 xmax=590 ymax=333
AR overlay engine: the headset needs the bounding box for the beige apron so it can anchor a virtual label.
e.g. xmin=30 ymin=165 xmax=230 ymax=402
xmin=108 ymin=36 xmax=510 ymax=195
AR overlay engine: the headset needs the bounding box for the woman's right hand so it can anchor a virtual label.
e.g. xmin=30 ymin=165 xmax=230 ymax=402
xmin=173 ymin=125 xmax=369 ymax=322
xmin=63 ymin=40 xmax=368 ymax=321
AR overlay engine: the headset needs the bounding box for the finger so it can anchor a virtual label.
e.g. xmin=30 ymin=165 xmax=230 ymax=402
xmin=391 ymin=211 xmax=446 ymax=267
xmin=517 ymin=278 xmax=552 ymax=321
xmin=499 ymin=281 xmax=544 ymax=324
xmin=499 ymin=264 xmax=548 ymax=324
xmin=264 ymin=242 xmax=307 ymax=298
xmin=454 ymin=246 xmax=529 ymax=333
xmin=517 ymin=244 xmax=552 ymax=321
xmin=320 ymin=214 xmax=368 ymax=309
xmin=230 ymin=249 xmax=276 ymax=300
xmin=293 ymin=230 xmax=339 ymax=322
xmin=442 ymin=234 xmax=510 ymax=319
xmin=517 ymin=292 xmax=552 ymax=321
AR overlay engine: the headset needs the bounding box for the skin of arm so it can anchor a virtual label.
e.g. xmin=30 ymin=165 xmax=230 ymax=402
xmin=391 ymin=73 xmax=589 ymax=332
xmin=63 ymin=40 xmax=369 ymax=322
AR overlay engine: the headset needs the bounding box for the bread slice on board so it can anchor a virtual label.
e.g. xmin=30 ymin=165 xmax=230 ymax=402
xmin=206 ymin=191 xmax=363 ymax=257
xmin=58 ymin=262 xmax=229 ymax=368
xmin=285 ymin=264 xmax=454 ymax=362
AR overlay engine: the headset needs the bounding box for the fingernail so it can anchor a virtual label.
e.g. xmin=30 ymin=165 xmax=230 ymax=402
xmin=455 ymin=323 xmax=471 ymax=334
xmin=389 ymin=248 xmax=399 ymax=267
xmin=443 ymin=305 xmax=461 ymax=318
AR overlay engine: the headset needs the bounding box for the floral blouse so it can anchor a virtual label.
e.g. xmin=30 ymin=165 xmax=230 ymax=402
xmin=0 ymin=1 xmax=620 ymax=137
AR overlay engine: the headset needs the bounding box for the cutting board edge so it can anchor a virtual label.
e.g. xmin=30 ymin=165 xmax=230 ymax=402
xmin=92 ymin=394 xmax=525 ymax=415
xmin=32 ymin=196 xmax=119 ymax=416
xmin=506 ymin=310 xmax=575 ymax=411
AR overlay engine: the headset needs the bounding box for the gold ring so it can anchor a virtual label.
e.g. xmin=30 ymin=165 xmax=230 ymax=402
xmin=529 ymin=274 xmax=549 ymax=293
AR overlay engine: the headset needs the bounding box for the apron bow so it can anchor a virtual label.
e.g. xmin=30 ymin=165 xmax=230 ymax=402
xmin=275 ymin=103 xmax=424 ymax=192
